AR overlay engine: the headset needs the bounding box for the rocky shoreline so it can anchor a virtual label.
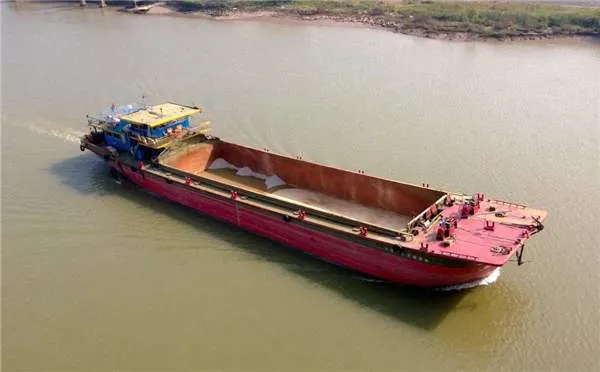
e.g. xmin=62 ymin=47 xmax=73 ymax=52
xmin=57 ymin=1 xmax=600 ymax=41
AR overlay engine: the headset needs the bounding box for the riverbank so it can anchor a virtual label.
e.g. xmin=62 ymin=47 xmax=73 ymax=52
xmin=109 ymin=0 xmax=600 ymax=41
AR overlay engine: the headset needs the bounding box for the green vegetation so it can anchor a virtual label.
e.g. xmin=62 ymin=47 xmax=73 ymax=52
xmin=172 ymin=0 xmax=600 ymax=39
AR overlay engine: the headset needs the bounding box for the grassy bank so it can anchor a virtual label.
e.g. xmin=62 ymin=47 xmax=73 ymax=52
xmin=166 ymin=0 xmax=600 ymax=40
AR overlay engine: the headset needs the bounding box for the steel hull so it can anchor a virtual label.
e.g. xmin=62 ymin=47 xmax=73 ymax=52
xmin=110 ymin=160 xmax=497 ymax=288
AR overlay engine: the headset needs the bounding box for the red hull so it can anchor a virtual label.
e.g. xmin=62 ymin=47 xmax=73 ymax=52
xmin=114 ymin=162 xmax=497 ymax=288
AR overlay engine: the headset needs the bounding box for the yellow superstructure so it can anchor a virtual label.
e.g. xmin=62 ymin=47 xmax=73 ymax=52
xmin=120 ymin=102 xmax=201 ymax=128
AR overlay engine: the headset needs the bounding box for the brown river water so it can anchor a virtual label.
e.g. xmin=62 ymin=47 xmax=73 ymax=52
xmin=2 ymin=3 xmax=599 ymax=371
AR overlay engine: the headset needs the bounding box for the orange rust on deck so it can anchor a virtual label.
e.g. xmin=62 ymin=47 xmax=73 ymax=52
xmin=163 ymin=143 xmax=215 ymax=173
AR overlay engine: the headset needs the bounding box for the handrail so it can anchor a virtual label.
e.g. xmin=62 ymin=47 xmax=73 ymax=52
xmin=106 ymin=123 xmax=212 ymax=149
xmin=492 ymin=200 xmax=527 ymax=209
xmin=407 ymin=193 xmax=449 ymax=231
xmin=437 ymin=250 xmax=478 ymax=261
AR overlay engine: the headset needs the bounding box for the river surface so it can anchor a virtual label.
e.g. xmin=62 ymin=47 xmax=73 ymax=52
xmin=2 ymin=3 xmax=599 ymax=371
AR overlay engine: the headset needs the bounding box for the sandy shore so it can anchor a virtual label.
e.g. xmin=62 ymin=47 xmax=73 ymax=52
xmin=144 ymin=5 xmax=371 ymax=29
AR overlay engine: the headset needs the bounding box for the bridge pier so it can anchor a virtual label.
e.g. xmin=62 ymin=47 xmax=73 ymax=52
xmin=80 ymin=0 xmax=86 ymax=6
xmin=99 ymin=0 xmax=106 ymax=8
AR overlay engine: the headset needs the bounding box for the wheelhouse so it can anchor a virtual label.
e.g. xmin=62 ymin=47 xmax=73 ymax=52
xmin=86 ymin=101 xmax=210 ymax=160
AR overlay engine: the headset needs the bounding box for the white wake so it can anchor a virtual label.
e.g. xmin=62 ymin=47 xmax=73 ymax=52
xmin=435 ymin=268 xmax=501 ymax=291
xmin=27 ymin=124 xmax=85 ymax=144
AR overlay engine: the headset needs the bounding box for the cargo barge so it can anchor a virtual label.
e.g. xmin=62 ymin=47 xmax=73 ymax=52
xmin=79 ymin=102 xmax=547 ymax=288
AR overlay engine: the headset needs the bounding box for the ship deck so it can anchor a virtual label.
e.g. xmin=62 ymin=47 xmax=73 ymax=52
xmin=404 ymin=198 xmax=548 ymax=265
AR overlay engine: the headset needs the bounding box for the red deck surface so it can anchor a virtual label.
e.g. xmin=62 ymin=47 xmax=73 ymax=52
xmin=407 ymin=199 xmax=548 ymax=266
